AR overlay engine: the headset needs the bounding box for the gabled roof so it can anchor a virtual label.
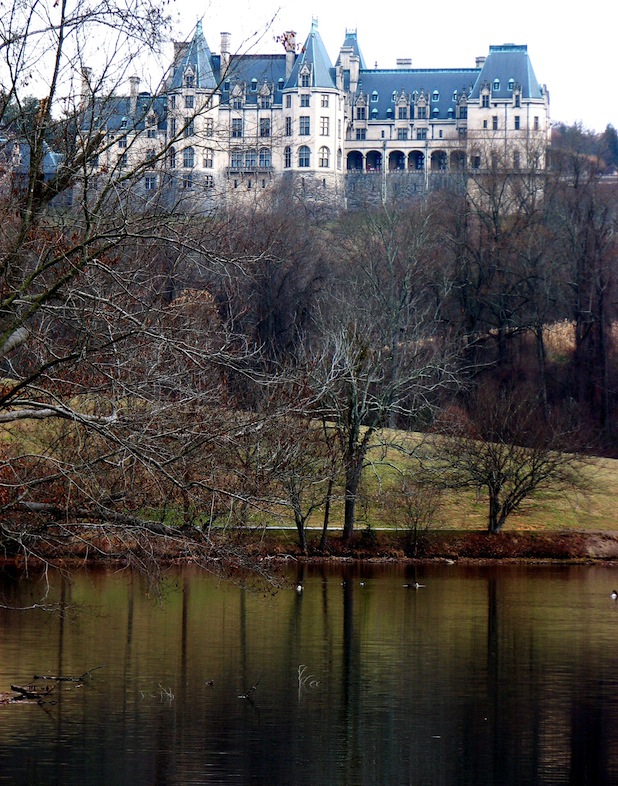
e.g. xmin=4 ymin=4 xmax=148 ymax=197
xmin=169 ymin=21 xmax=217 ymax=91
xmin=470 ymin=44 xmax=544 ymax=100
xmin=286 ymin=20 xmax=336 ymax=89
xmin=214 ymin=54 xmax=288 ymax=106
xmin=336 ymin=29 xmax=367 ymax=69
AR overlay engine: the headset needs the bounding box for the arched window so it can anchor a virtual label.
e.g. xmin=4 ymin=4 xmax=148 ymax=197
xmin=337 ymin=148 xmax=342 ymax=170
xmin=183 ymin=147 xmax=194 ymax=168
xmin=284 ymin=146 xmax=291 ymax=168
xmin=493 ymin=79 xmax=500 ymax=92
xmin=432 ymin=90 xmax=440 ymax=102
xmin=298 ymin=145 xmax=310 ymax=168
xmin=244 ymin=148 xmax=256 ymax=168
xmin=251 ymin=78 xmax=258 ymax=92
xmin=508 ymin=78 xmax=515 ymax=91
xmin=318 ymin=146 xmax=330 ymax=168
xmin=259 ymin=147 xmax=271 ymax=168
xmin=371 ymin=91 xmax=379 ymax=102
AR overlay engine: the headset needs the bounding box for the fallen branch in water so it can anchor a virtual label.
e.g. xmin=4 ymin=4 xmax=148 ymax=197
xmin=33 ymin=665 xmax=105 ymax=682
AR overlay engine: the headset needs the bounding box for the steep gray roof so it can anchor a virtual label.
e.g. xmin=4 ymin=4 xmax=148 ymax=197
xmin=214 ymin=54 xmax=288 ymax=106
xmin=356 ymin=69 xmax=479 ymax=119
xmin=169 ymin=21 xmax=217 ymax=91
xmin=336 ymin=30 xmax=367 ymax=69
xmin=470 ymin=44 xmax=544 ymax=99
xmin=286 ymin=20 xmax=337 ymax=89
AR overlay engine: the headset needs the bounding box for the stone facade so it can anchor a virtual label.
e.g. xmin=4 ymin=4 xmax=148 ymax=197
xmin=84 ymin=21 xmax=550 ymax=209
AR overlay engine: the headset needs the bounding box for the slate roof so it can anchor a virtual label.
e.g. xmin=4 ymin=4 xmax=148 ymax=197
xmin=214 ymin=54 xmax=288 ymax=106
xmin=286 ymin=20 xmax=337 ymax=89
xmin=82 ymin=95 xmax=167 ymax=133
xmin=169 ymin=21 xmax=217 ymax=91
xmin=336 ymin=30 xmax=367 ymax=69
xmin=469 ymin=44 xmax=543 ymax=99
xmin=356 ymin=69 xmax=480 ymax=120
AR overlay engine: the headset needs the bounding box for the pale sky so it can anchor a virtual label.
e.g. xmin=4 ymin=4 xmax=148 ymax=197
xmin=168 ymin=0 xmax=616 ymax=133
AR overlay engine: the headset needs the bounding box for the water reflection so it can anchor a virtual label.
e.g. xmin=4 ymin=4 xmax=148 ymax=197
xmin=1 ymin=563 xmax=618 ymax=785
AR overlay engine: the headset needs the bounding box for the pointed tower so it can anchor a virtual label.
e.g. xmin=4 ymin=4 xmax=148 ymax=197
xmin=286 ymin=19 xmax=336 ymax=89
xmin=169 ymin=21 xmax=217 ymax=92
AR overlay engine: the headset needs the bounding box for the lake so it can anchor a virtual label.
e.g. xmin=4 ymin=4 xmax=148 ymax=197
xmin=1 ymin=561 xmax=618 ymax=785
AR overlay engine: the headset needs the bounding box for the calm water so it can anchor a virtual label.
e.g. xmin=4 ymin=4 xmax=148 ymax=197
xmin=1 ymin=562 xmax=618 ymax=785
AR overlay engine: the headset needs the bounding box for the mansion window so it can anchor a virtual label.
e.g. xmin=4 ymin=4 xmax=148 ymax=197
xmin=184 ymin=120 xmax=195 ymax=137
xmin=183 ymin=147 xmax=195 ymax=168
xmin=356 ymin=106 xmax=366 ymax=120
xmin=321 ymin=94 xmax=329 ymax=107
xmin=260 ymin=97 xmax=271 ymax=109
xmin=298 ymin=145 xmax=311 ymax=167
xmin=170 ymin=96 xmax=176 ymax=109
xmin=203 ymin=148 xmax=214 ymax=168
xmin=245 ymin=149 xmax=256 ymax=168
xmin=169 ymin=147 xmax=176 ymax=168
xmin=232 ymin=98 xmax=243 ymax=109
xmin=417 ymin=106 xmax=427 ymax=120
xmin=398 ymin=107 xmax=407 ymax=120
xmin=397 ymin=128 xmax=408 ymax=140
xmin=204 ymin=118 xmax=213 ymax=136
xmin=146 ymin=148 xmax=156 ymax=163
xmin=117 ymin=153 xmax=127 ymax=167
xmin=147 ymin=128 xmax=157 ymax=138
xmin=185 ymin=95 xmax=194 ymax=109
xmin=285 ymin=116 xmax=292 ymax=136
xmin=371 ymin=91 xmax=378 ymax=102
xmin=259 ymin=147 xmax=271 ymax=168
xmin=204 ymin=175 xmax=214 ymax=187
xmin=169 ymin=118 xmax=176 ymax=136
xmin=230 ymin=150 xmax=243 ymax=168
xmin=118 ymin=137 xmax=127 ymax=148
xmin=459 ymin=106 xmax=468 ymax=119
xmin=182 ymin=173 xmax=193 ymax=188
xmin=145 ymin=175 xmax=157 ymax=191
xmin=515 ymin=94 xmax=521 ymax=108
xmin=534 ymin=116 xmax=540 ymax=130
xmin=320 ymin=116 xmax=329 ymax=136
xmin=301 ymin=94 xmax=310 ymax=107
xmin=301 ymin=73 xmax=310 ymax=88
xmin=514 ymin=116 xmax=520 ymax=130
xmin=492 ymin=115 xmax=498 ymax=130
xmin=299 ymin=116 xmax=310 ymax=135
xmin=318 ymin=146 xmax=330 ymax=168
xmin=493 ymin=80 xmax=500 ymax=91
xmin=286 ymin=95 xmax=292 ymax=108
xmin=260 ymin=118 xmax=271 ymax=137
xmin=356 ymin=128 xmax=366 ymax=140
xmin=432 ymin=91 xmax=439 ymax=102
xmin=513 ymin=150 xmax=521 ymax=169
xmin=185 ymin=74 xmax=194 ymax=88
xmin=482 ymin=94 xmax=490 ymax=108
xmin=416 ymin=128 xmax=427 ymax=140
xmin=232 ymin=118 xmax=243 ymax=138
xmin=284 ymin=145 xmax=291 ymax=168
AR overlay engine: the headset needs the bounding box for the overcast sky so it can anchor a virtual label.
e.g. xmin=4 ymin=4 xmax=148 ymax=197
xmin=169 ymin=0 xmax=615 ymax=134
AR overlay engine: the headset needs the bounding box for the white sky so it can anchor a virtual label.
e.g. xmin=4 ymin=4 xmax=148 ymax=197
xmin=168 ymin=0 xmax=616 ymax=134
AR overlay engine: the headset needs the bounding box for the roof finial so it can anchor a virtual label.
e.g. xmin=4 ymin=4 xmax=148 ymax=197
xmin=312 ymin=16 xmax=318 ymax=30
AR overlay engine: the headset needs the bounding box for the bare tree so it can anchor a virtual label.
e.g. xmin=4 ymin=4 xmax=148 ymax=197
xmin=427 ymin=387 xmax=590 ymax=534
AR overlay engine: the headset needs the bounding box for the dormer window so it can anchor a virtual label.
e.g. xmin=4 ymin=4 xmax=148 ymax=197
xmin=371 ymin=107 xmax=378 ymax=118
xmin=371 ymin=91 xmax=378 ymax=102
xmin=493 ymin=79 xmax=500 ymax=92
xmin=432 ymin=90 xmax=439 ymax=102
xmin=300 ymin=65 xmax=311 ymax=88
xmin=508 ymin=78 xmax=515 ymax=91
xmin=120 ymin=117 xmax=127 ymax=129
xmin=392 ymin=91 xmax=397 ymax=102
xmin=185 ymin=72 xmax=195 ymax=89
xmin=277 ymin=78 xmax=284 ymax=90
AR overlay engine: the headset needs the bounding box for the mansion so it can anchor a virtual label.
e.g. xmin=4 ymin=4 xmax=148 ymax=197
xmin=83 ymin=20 xmax=551 ymax=208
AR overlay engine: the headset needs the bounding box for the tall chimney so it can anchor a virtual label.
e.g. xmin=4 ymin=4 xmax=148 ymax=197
xmin=475 ymin=56 xmax=486 ymax=68
xmin=220 ymin=32 xmax=231 ymax=73
xmin=80 ymin=67 xmax=92 ymax=109
xmin=129 ymin=75 xmax=140 ymax=115
xmin=282 ymin=30 xmax=296 ymax=79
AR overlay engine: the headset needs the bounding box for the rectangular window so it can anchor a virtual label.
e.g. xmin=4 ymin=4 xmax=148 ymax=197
xmin=321 ymin=94 xmax=329 ymax=107
xmin=185 ymin=95 xmax=194 ymax=109
xmin=416 ymin=128 xmax=427 ymax=140
xmin=147 ymin=128 xmax=157 ymax=138
xmin=170 ymin=96 xmax=176 ymax=109
xmin=204 ymin=175 xmax=214 ymax=187
xmin=203 ymin=148 xmax=213 ymax=168
xmin=483 ymin=119 xmax=488 ymax=129
xmin=320 ymin=116 xmax=329 ymax=136
xmin=184 ymin=120 xmax=195 ymax=137
xmin=492 ymin=115 xmax=498 ymax=130
xmin=284 ymin=147 xmax=291 ymax=168
xmin=356 ymin=107 xmax=366 ymax=120
xmin=260 ymin=118 xmax=271 ymax=137
xmin=285 ymin=116 xmax=292 ymax=136
xmin=232 ymin=118 xmax=243 ymax=138
xmin=260 ymin=97 xmax=270 ymax=109
xmin=482 ymin=94 xmax=490 ymax=108
xmin=514 ymin=116 xmax=520 ymax=130
xmin=230 ymin=150 xmax=243 ymax=168
xmin=299 ymin=116 xmax=310 ymax=135
xmin=459 ymin=106 xmax=468 ymax=119
xmin=170 ymin=118 xmax=176 ymax=136
xmin=182 ymin=173 xmax=193 ymax=189
xmin=397 ymin=128 xmax=408 ymax=140
xmin=300 ymin=94 xmax=310 ymax=107
xmin=301 ymin=73 xmax=310 ymax=88
xmin=118 ymin=137 xmax=127 ymax=148
xmin=145 ymin=175 xmax=157 ymax=191
xmin=232 ymin=98 xmax=243 ymax=110
xmin=515 ymin=94 xmax=521 ymax=108
xmin=118 ymin=153 xmax=127 ymax=167
xmin=285 ymin=94 xmax=291 ymax=108
xmin=534 ymin=116 xmax=539 ymax=131
xmin=355 ymin=128 xmax=366 ymax=140
xmin=398 ymin=107 xmax=407 ymax=120
xmin=204 ymin=118 xmax=213 ymax=136
xmin=417 ymin=106 xmax=427 ymax=120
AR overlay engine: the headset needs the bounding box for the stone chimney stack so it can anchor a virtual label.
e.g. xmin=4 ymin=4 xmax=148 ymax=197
xmin=129 ymin=76 xmax=140 ymax=115
xmin=475 ymin=56 xmax=486 ymax=68
xmin=282 ymin=31 xmax=296 ymax=79
xmin=80 ymin=67 xmax=92 ymax=109
xmin=220 ymin=32 xmax=231 ymax=72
